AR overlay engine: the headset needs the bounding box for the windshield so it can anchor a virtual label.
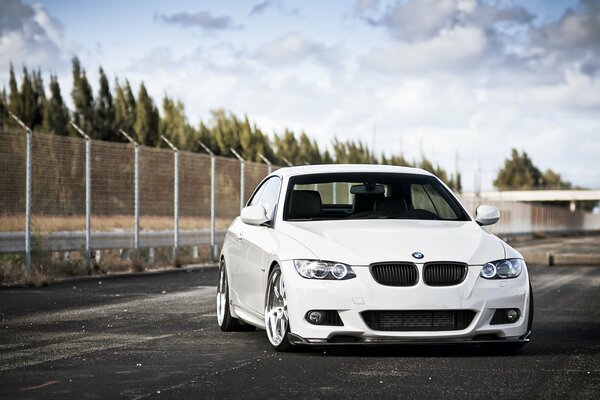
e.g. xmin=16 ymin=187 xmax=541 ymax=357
xmin=283 ymin=172 xmax=469 ymax=222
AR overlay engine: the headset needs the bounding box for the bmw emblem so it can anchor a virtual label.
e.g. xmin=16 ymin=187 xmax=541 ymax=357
xmin=412 ymin=252 xmax=424 ymax=259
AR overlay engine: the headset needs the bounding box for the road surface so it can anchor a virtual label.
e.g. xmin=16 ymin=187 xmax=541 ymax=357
xmin=1 ymin=265 xmax=599 ymax=399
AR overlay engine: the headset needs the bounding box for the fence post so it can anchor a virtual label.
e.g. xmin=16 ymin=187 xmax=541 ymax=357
xmin=281 ymin=156 xmax=293 ymax=167
xmin=258 ymin=153 xmax=272 ymax=175
xmin=161 ymin=136 xmax=179 ymax=261
xmin=198 ymin=141 xmax=217 ymax=261
xmin=230 ymin=148 xmax=245 ymax=213
xmin=9 ymin=112 xmax=32 ymax=274
xmin=70 ymin=121 xmax=92 ymax=270
xmin=119 ymin=130 xmax=140 ymax=254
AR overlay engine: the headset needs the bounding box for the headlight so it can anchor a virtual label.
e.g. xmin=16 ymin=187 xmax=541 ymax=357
xmin=480 ymin=259 xmax=524 ymax=279
xmin=293 ymin=260 xmax=356 ymax=280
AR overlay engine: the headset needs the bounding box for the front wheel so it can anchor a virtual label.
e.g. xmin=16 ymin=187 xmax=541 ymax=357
xmin=265 ymin=265 xmax=293 ymax=351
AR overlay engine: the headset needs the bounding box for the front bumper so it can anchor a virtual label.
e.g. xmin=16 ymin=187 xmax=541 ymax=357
xmin=281 ymin=260 xmax=531 ymax=343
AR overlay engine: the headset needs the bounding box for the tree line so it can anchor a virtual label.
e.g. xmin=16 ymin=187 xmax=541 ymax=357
xmin=2 ymin=58 xmax=573 ymax=193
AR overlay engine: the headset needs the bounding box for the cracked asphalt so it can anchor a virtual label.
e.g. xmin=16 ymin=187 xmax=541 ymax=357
xmin=1 ymin=264 xmax=599 ymax=399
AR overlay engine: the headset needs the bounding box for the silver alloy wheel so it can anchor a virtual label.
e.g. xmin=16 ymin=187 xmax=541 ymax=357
xmin=265 ymin=268 xmax=288 ymax=346
xmin=216 ymin=262 xmax=227 ymax=326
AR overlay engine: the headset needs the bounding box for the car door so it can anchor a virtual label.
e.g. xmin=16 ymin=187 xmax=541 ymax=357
xmin=226 ymin=181 xmax=268 ymax=308
xmin=238 ymin=176 xmax=282 ymax=314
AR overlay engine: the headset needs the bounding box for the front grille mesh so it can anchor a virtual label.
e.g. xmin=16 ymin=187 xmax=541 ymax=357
xmin=423 ymin=263 xmax=467 ymax=286
xmin=362 ymin=310 xmax=476 ymax=331
xmin=321 ymin=310 xmax=344 ymax=326
xmin=370 ymin=263 xmax=418 ymax=286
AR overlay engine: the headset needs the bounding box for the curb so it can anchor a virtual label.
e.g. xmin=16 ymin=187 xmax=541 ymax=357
xmin=521 ymin=250 xmax=600 ymax=266
xmin=1 ymin=263 xmax=218 ymax=289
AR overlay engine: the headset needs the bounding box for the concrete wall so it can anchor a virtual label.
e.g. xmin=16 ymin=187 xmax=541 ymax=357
xmin=459 ymin=198 xmax=600 ymax=236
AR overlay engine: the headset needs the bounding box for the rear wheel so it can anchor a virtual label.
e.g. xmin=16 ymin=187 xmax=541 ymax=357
xmin=216 ymin=259 xmax=244 ymax=331
xmin=265 ymin=265 xmax=293 ymax=352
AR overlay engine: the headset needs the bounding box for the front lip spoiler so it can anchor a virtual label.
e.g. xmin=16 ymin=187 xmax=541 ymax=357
xmin=288 ymin=331 xmax=532 ymax=346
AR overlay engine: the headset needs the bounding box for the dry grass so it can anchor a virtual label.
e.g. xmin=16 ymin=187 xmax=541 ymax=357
xmin=0 ymin=244 xmax=212 ymax=286
xmin=0 ymin=214 xmax=233 ymax=232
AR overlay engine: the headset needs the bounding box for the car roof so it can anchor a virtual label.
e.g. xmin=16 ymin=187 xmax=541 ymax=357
xmin=271 ymin=164 xmax=435 ymax=179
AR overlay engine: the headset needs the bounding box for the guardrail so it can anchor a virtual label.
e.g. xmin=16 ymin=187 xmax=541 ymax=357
xmin=0 ymin=229 xmax=227 ymax=254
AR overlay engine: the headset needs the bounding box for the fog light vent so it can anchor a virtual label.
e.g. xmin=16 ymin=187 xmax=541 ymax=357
xmin=305 ymin=310 xmax=344 ymax=326
xmin=491 ymin=308 xmax=520 ymax=325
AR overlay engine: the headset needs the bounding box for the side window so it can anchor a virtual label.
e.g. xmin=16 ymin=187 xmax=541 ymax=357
xmin=410 ymin=184 xmax=437 ymax=214
xmin=249 ymin=177 xmax=282 ymax=221
xmin=423 ymin=184 xmax=458 ymax=219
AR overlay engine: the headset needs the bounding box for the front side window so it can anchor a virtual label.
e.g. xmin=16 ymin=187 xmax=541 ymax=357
xmin=249 ymin=176 xmax=282 ymax=221
xmin=284 ymin=172 xmax=468 ymax=222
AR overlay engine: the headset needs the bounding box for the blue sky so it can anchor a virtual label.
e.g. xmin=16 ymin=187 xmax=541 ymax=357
xmin=2 ymin=0 xmax=600 ymax=190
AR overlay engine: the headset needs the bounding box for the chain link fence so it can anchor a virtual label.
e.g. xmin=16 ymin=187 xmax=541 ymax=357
xmin=0 ymin=128 xmax=276 ymax=276
xmin=2 ymin=127 xmax=600 ymax=280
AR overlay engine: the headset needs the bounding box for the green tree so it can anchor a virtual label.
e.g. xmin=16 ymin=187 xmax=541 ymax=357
xmin=332 ymin=138 xmax=376 ymax=164
xmin=18 ymin=67 xmax=45 ymax=128
xmin=94 ymin=67 xmax=116 ymax=141
xmin=134 ymin=82 xmax=159 ymax=146
xmin=114 ymin=79 xmax=137 ymax=137
xmin=42 ymin=75 xmax=69 ymax=136
xmin=211 ymin=109 xmax=242 ymax=156
xmin=0 ymin=88 xmax=8 ymax=127
xmin=494 ymin=149 xmax=570 ymax=189
xmin=160 ymin=95 xmax=194 ymax=149
xmin=7 ymin=64 xmax=21 ymax=122
xmin=273 ymin=129 xmax=300 ymax=165
xmin=196 ymin=121 xmax=218 ymax=154
xmin=70 ymin=57 xmax=95 ymax=135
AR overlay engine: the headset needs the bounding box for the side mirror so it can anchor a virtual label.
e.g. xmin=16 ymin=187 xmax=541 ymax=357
xmin=241 ymin=204 xmax=269 ymax=226
xmin=475 ymin=205 xmax=500 ymax=226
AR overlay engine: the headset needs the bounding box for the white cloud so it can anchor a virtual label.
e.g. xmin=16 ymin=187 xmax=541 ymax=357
xmin=362 ymin=25 xmax=488 ymax=72
xmin=0 ymin=0 xmax=66 ymax=70
xmin=252 ymin=33 xmax=343 ymax=68
xmin=157 ymin=11 xmax=240 ymax=31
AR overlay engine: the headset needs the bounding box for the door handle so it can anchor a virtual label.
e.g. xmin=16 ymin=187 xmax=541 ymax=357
xmin=236 ymin=232 xmax=243 ymax=242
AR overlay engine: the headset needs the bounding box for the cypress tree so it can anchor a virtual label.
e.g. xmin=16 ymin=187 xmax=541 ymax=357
xmin=134 ymin=82 xmax=159 ymax=146
xmin=8 ymin=64 xmax=21 ymax=120
xmin=159 ymin=95 xmax=191 ymax=149
xmin=18 ymin=67 xmax=32 ymax=125
xmin=114 ymin=79 xmax=137 ymax=137
xmin=42 ymin=75 xmax=69 ymax=136
xmin=94 ymin=67 xmax=116 ymax=141
xmin=70 ymin=57 xmax=95 ymax=136
xmin=0 ymin=88 xmax=8 ymax=127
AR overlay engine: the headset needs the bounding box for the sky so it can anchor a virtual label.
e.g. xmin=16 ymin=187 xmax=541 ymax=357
xmin=1 ymin=0 xmax=599 ymax=191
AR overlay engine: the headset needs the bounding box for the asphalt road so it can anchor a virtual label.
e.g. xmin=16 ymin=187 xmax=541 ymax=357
xmin=1 ymin=266 xmax=599 ymax=399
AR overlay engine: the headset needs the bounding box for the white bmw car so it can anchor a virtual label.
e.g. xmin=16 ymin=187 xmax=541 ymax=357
xmin=217 ymin=164 xmax=533 ymax=351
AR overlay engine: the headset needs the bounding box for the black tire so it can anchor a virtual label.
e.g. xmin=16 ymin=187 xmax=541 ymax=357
xmin=265 ymin=265 xmax=293 ymax=352
xmin=216 ymin=259 xmax=243 ymax=332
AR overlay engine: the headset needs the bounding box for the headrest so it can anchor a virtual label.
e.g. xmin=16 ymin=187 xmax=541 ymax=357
xmin=353 ymin=192 xmax=385 ymax=213
xmin=288 ymin=190 xmax=322 ymax=219
xmin=374 ymin=197 xmax=408 ymax=216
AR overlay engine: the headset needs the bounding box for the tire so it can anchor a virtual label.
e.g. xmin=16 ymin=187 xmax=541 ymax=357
xmin=264 ymin=265 xmax=293 ymax=352
xmin=216 ymin=259 xmax=243 ymax=331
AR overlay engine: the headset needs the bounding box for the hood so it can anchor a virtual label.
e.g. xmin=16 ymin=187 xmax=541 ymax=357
xmin=277 ymin=219 xmax=505 ymax=266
